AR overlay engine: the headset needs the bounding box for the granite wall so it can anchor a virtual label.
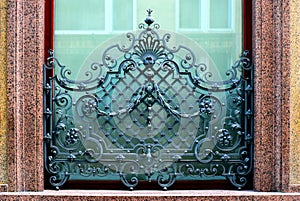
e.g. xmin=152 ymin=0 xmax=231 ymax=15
xmin=6 ymin=0 xmax=44 ymax=192
xmin=0 ymin=0 xmax=7 ymax=188
xmin=290 ymin=0 xmax=300 ymax=185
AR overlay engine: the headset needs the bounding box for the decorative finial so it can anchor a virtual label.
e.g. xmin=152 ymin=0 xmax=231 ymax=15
xmin=147 ymin=9 xmax=153 ymax=16
xmin=144 ymin=9 xmax=154 ymax=26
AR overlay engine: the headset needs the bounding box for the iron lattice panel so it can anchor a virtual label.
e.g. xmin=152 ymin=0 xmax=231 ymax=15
xmin=44 ymin=11 xmax=253 ymax=190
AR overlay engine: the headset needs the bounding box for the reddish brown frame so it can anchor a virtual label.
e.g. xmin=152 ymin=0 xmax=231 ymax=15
xmin=43 ymin=0 xmax=254 ymax=190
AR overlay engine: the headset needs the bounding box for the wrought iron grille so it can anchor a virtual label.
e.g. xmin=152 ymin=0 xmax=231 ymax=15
xmin=44 ymin=10 xmax=254 ymax=190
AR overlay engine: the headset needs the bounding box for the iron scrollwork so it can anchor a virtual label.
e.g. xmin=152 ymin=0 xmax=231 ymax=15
xmin=44 ymin=9 xmax=254 ymax=190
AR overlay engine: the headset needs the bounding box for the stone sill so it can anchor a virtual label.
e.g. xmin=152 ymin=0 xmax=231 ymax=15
xmin=1 ymin=190 xmax=300 ymax=200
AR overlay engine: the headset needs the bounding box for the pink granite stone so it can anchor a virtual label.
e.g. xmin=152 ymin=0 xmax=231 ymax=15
xmin=3 ymin=0 xmax=299 ymax=195
xmin=253 ymin=0 xmax=292 ymax=192
xmin=6 ymin=0 xmax=44 ymax=191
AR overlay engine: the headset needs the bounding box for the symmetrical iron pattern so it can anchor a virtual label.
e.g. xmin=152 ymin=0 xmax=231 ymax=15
xmin=44 ymin=10 xmax=254 ymax=190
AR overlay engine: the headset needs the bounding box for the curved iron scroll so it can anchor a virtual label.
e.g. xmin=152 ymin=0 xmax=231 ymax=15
xmin=43 ymin=10 xmax=254 ymax=190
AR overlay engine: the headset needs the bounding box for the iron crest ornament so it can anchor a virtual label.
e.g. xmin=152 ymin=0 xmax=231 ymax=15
xmin=44 ymin=10 xmax=254 ymax=190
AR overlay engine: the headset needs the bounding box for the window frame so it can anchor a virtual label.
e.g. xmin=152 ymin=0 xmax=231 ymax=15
xmin=43 ymin=0 xmax=253 ymax=191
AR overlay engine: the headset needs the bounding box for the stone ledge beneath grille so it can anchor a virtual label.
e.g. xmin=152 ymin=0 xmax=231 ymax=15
xmin=1 ymin=190 xmax=300 ymax=200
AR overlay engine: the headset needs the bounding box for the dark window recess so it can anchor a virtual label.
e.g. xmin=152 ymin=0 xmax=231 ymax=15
xmin=43 ymin=9 xmax=253 ymax=191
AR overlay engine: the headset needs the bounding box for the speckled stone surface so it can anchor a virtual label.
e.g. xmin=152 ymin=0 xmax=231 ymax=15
xmin=6 ymin=0 xmax=44 ymax=192
xmin=0 ymin=190 xmax=300 ymax=201
xmin=290 ymin=0 xmax=300 ymax=186
xmin=0 ymin=0 xmax=7 ymax=186
xmin=253 ymin=0 xmax=291 ymax=192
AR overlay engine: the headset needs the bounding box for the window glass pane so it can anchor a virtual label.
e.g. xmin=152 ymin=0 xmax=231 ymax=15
xmin=113 ymin=0 xmax=133 ymax=30
xmin=136 ymin=0 xmax=175 ymax=30
xmin=54 ymin=34 xmax=111 ymax=76
xmin=55 ymin=0 xmax=105 ymax=30
xmin=54 ymin=0 xmax=241 ymax=82
xmin=210 ymin=0 xmax=230 ymax=28
xmin=179 ymin=0 xmax=200 ymax=29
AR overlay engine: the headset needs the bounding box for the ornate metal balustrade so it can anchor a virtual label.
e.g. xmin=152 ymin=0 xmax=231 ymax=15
xmin=43 ymin=10 xmax=254 ymax=190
